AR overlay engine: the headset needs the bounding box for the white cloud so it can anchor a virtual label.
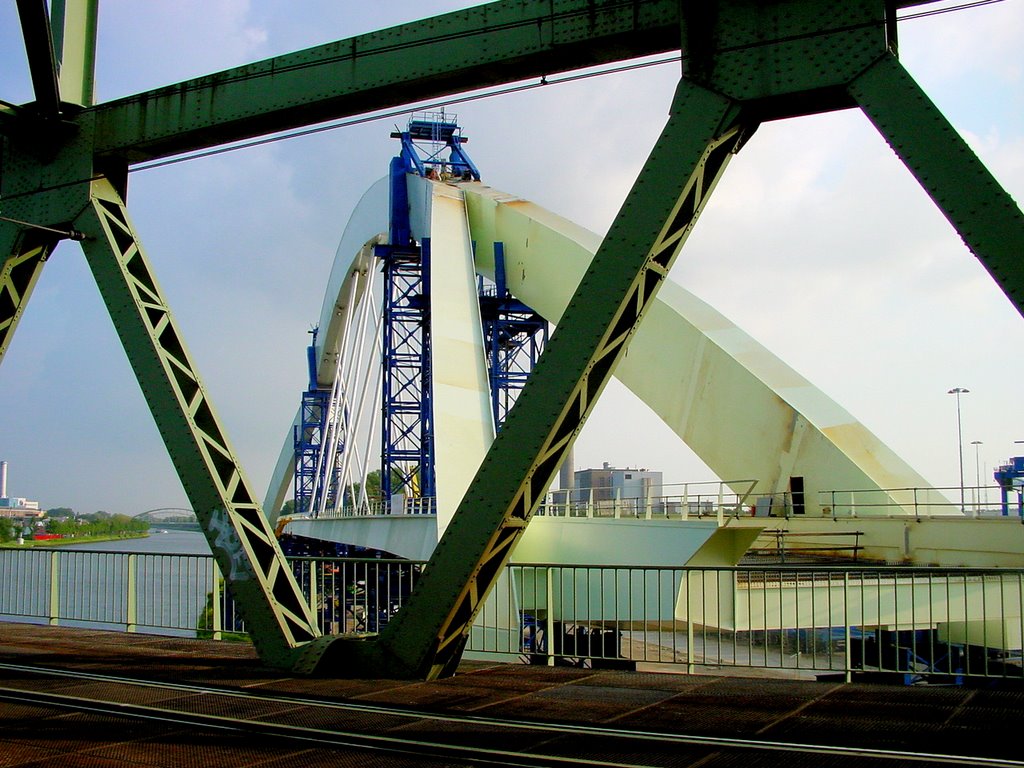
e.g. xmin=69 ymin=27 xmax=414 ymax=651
xmin=95 ymin=0 xmax=270 ymax=99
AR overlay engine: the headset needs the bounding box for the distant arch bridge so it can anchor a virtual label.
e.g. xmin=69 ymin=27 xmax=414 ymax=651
xmin=136 ymin=508 xmax=198 ymax=524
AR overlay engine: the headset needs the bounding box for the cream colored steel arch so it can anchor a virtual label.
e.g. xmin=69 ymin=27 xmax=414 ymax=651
xmin=269 ymin=177 xmax=952 ymax=527
xmin=463 ymin=183 xmax=953 ymax=516
xmin=266 ymin=174 xmax=496 ymax=530
xmin=265 ymin=178 xmax=388 ymax=523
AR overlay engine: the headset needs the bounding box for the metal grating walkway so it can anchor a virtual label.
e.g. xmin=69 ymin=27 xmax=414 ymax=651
xmin=0 ymin=623 xmax=1019 ymax=767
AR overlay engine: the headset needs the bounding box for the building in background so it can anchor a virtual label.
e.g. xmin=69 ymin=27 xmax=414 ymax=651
xmin=573 ymin=462 xmax=663 ymax=503
xmin=0 ymin=461 xmax=41 ymax=517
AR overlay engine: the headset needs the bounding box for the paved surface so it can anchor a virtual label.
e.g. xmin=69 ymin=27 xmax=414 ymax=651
xmin=0 ymin=622 xmax=1020 ymax=767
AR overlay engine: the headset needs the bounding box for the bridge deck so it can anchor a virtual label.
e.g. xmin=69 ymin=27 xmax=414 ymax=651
xmin=0 ymin=622 xmax=1017 ymax=767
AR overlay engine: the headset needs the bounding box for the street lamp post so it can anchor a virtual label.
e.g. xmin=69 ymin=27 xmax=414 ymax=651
xmin=970 ymin=440 xmax=983 ymax=515
xmin=948 ymin=387 xmax=969 ymax=513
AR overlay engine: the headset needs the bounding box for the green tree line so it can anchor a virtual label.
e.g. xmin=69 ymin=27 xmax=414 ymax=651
xmin=0 ymin=510 xmax=150 ymax=543
xmin=44 ymin=511 xmax=149 ymax=537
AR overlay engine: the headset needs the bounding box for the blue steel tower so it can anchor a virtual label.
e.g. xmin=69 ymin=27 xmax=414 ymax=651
xmin=292 ymin=329 xmax=334 ymax=516
xmin=294 ymin=115 xmax=546 ymax=515
xmin=478 ymin=242 xmax=548 ymax=429
xmin=376 ymin=113 xmax=482 ymax=502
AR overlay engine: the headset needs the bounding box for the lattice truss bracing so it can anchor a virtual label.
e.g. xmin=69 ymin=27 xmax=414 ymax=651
xmin=294 ymin=256 xmax=385 ymax=520
xmin=294 ymin=388 xmax=333 ymax=517
xmin=378 ymin=242 xmax=434 ymax=501
xmin=479 ymin=243 xmax=548 ymax=429
xmin=2 ymin=0 xmax=1021 ymax=676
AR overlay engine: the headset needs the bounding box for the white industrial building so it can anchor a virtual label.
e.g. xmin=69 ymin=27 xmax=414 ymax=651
xmin=0 ymin=461 xmax=41 ymax=516
xmin=572 ymin=463 xmax=663 ymax=504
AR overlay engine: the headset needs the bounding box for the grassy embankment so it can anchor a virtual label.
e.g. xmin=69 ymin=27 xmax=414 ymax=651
xmin=0 ymin=532 xmax=150 ymax=548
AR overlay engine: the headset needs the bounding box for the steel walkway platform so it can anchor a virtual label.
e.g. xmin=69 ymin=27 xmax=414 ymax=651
xmin=0 ymin=622 xmax=1019 ymax=767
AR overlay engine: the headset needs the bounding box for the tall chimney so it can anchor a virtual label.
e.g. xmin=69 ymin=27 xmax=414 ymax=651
xmin=558 ymin=448 xmax=574 ymax=490
xmin=0 ymin=461 xmax=7 ymax=499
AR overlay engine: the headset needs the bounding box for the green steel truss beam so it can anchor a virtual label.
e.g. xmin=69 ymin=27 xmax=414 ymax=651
xmin=15 ymin=0 xmax=61 ymax=117
xmin=83 ymin=0 xmax=933 ymax=164
xmin=298 ymin=80 xmax=747 ymax=678
xmin=51 ymin=0 xmax=99 ymax=108
xmin=88 ymin=0 xmax=682 ymax=163
xmin=849 ymin=53 xmax=1024 ymax=310
xmin=402 ymin=86 xmax=745 ymax=679
xmin=0 ymin=229 xmax=55 ymax=364
xmin=72 ymin=179 xmax=321 ymax=665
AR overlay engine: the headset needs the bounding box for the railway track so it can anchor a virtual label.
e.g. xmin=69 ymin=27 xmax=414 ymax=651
xmin=0 ymin=662 xmax=1018 ymax=767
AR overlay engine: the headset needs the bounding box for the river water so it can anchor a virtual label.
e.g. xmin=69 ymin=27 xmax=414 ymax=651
xmin=61 ymin=529 xmax=212 ymax=556
xmin=0 ymin=530 xmax=219 ymax=635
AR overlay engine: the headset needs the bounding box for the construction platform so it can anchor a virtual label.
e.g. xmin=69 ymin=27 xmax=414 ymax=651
xmin=0 ymin=622 xmax=1020 ymax=767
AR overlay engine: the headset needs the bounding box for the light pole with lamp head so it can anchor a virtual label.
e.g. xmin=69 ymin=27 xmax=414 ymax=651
xmin=970 ymin=440 xmax=983 ymax=515
xmin=948 ymin=387 xmax=969 ymax=513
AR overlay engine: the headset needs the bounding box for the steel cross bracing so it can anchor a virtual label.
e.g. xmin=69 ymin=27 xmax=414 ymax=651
xmin=293 ymin=332 xmax=336 ymax=518
xmin=293 ymin=389 xmax=332 ymax=516
xmin=2 ymin=0 xmax=1021 ymax=675
xmin=479 ymin=242 xmax=549 ymax=429
xmin=377 ymin=240 xmax=435 ymax=502
xmin=376 ymin=138 xmax=437 ymax=504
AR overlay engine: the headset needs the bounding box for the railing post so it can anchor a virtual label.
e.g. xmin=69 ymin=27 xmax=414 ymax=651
xmin=212 ymin=560 xmax=223 ymax=641
xmin=686 ymin=572 xmax=695 ymax=675
xmin=126 ymin=553 xmax=138 ymax=633
xmin=309 ymin=560 xmax=319 ymax=631
xmin=843 ymin=571 xmax=852 ymax=683
xmin=48 ymin=551 xmax=60 ymax=626
xmin=717 ymin=484 xmax=724 ymax=526
xmin=546 ymin=567 xmax=555 ymax=667
xmin=682 ymin=484 xmax=689 ymax=521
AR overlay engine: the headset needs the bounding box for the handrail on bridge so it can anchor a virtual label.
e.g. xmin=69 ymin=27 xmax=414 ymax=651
xmin=1 ymin=548 xmax=1020 ymax=684
xmin=303 ymin=482 xmax=1007 ymax=522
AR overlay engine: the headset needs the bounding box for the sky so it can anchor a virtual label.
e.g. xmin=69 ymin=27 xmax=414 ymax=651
xmin=0 ymin=0 xmax=1022 ymax=514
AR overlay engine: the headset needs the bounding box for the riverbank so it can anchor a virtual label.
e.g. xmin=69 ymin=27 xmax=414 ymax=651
xmin=0 ymin=532 xmax=150 ymax=549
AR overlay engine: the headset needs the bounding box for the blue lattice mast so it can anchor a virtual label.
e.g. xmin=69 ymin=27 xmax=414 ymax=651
xmin=292 ymin=326 xmax=352 ymax=517
xmin=293 ymin=329 xmax=334 ymax=516
xmin=376 ymin=112 xmax=481 ymax=503
xmin=478 ymin=243 xmax=548 ymax=429
xmin=294 ymin=114 xmax=543 ymax=512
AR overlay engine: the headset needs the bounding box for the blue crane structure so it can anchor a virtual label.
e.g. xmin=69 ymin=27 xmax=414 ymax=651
xmin=292 ymin=115 xmax=546 ymax=517
xmin=293 ymin=329 xmax=336 ymax=517
xmin=479 ymin=242 xmax=548 ymax=429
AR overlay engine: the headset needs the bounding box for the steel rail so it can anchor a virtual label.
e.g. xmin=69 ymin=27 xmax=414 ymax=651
xmin=0 ymin=663 xmax=1019 ymax=767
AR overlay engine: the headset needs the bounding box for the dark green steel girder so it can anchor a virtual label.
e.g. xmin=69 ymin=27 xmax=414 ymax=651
xmin=849 ymin=52 xmax=1024 ymax=313
xmin=15 ymin=0 xmax=61 ymax=117
xmin=88 ymin=0 xmax=681 ymax=163
xmin=77 ymin=0 xmax=929 ymax=164
xmin=73 ymin=179 xmax=322 ymax=664
xmin=0 ymin=230 xmax=55 ymax=364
